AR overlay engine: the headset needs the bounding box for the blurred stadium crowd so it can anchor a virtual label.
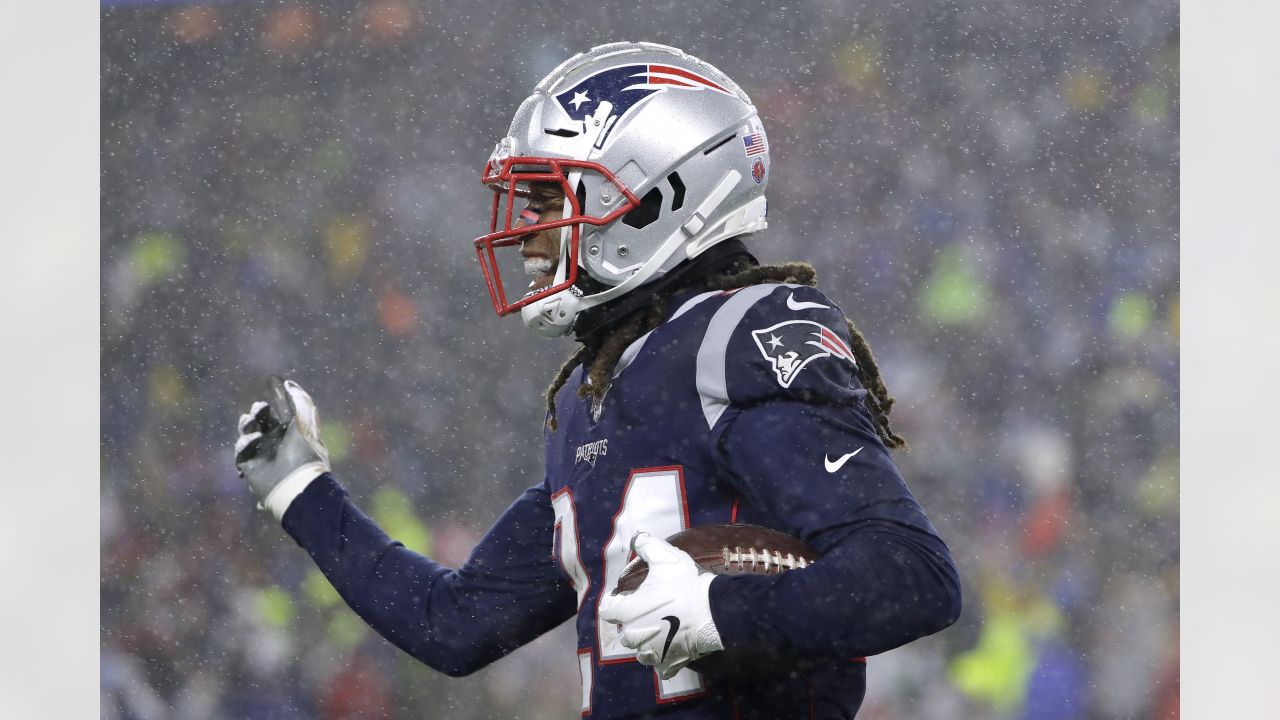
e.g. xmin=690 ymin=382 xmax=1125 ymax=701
xmin=101 ymin=1 xmax=1178 ymax=718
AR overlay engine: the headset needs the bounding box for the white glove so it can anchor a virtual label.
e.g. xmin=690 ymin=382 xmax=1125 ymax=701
xmin=599 ymin=532 xmax=724 ymax=679
xmin=234 ymin=376 xmax=330 ymax=520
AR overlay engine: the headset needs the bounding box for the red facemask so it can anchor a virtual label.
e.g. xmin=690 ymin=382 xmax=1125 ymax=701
xmin=474 ymin=156 xmax=641 ymax=316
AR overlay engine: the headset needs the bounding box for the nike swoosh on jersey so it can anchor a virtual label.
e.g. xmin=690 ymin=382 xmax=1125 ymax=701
xmin=660 ymin=615 xmax=681 ymax=662
xmin=824 ymin=447 xmax=864 ymax=473
xmin=786 ymin=292 xmax=830 ymax=311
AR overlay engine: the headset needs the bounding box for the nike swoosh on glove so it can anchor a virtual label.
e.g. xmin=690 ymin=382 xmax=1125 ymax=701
xmin=598 ymin=532 xmax=724 ymax=679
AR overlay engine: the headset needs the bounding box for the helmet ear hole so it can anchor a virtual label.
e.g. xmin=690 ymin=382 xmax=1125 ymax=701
xmin=622 ymin=187 xmax=663 ymax=229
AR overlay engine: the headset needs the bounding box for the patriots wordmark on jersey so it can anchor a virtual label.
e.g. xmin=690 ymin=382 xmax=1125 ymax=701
xmin=280 ymin=283 xmax=960 ymax=720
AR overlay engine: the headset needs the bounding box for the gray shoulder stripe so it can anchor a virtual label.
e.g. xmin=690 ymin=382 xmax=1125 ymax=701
xmin=696 ymin=284 xmax=783 ymax=428
xmin=612 ymin=291 xmax=720 ymax=379
xmin=671 ymin=290 xmax=721 ymax=320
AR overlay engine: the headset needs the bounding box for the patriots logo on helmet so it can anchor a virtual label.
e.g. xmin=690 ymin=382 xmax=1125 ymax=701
xmin=751 ymin=320 xmax=856 ymax=388
xmin=554 ymin=64 xmax=731 ymax=149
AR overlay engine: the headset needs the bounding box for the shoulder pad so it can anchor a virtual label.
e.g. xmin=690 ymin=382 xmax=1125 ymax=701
xmin=694 ymin=284 xmax=864 ymax=429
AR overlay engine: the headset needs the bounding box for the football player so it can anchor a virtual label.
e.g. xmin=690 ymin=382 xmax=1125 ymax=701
xmin=236 ymin=42 xmax=961 ymax=719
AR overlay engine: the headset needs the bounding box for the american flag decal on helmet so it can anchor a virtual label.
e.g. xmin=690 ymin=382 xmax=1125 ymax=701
xmin=743 ymin=133 xmax=766 ymax=156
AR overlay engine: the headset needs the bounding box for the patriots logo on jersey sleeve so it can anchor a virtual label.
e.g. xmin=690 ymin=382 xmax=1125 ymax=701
xmin=751 ymin=320 xmax=857 ymax=388
xmin=554 ymin=64 xmax=731 ymax=148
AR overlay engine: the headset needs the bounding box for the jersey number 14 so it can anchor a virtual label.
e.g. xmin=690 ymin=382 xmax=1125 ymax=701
xmin=551 ymin=466 xmax=706 ymax=711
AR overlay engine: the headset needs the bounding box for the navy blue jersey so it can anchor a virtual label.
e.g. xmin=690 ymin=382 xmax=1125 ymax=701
xmin=283 ymin=283 xmax=960 ymax=719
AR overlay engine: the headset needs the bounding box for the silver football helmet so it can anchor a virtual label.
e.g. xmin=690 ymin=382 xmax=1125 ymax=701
xmin=474 ymin=41 xmax=770 ymax=337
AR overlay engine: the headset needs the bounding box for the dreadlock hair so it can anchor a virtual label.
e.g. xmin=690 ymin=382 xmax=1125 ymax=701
xmin=544 ymin=261 xmax=907 ymax=450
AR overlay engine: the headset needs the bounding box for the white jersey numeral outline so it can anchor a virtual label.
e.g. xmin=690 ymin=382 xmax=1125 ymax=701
xmin=551 ymin=487 xmax=591 ymax=609
xmin=553 ymin=466 xmax=706 ymax=712
xmin=595 ymin=466 xmax=690 ymax=662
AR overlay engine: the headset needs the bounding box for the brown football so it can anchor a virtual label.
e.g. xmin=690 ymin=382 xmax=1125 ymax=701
xmin=613 ymin=523 xmax=818 ymax=595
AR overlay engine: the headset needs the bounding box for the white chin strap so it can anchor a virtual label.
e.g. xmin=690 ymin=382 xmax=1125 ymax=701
xmin=520 ymin=233 xmax=581 ymax=338
xmin=522 ymin=294 xmax=582 ymax=338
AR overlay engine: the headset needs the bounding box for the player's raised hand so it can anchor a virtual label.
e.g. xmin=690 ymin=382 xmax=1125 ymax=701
xmin=234 ymin=376 xmax=330 ymax=519
xmin=599 ymin=532 xmax=723 ymax=679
